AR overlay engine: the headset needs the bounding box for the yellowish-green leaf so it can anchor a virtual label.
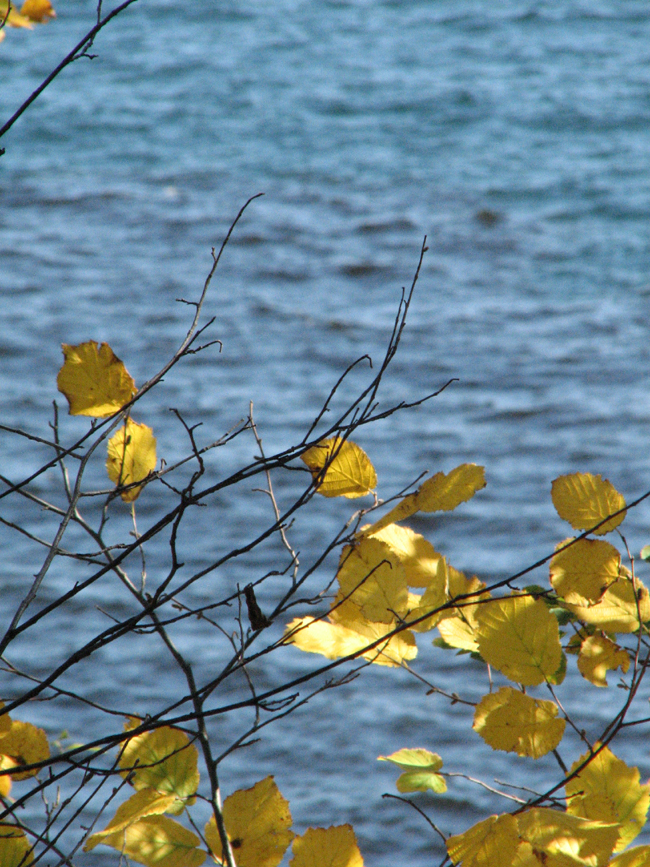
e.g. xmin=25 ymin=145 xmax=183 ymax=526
xmin=378 ymin=749 xmax=446 ymax=794
xmin=85 ymin=788 xmax=181 ymax=851
xmin=473 ymin=687 xmax=565 ymax=759
xmin=205 ymin=776 xmax=293 ymax=867
xmin=20 ymin=0 xmax=55 ymax=20
xmin=566 ymin=746 xmax=650 ymax=853
xmin=406 ymin=559 xmax=448 ymax=632
xmin=106 ymin=419 xmax=157 ymax=503
xmin=551 ymin=473 xmax=627 ymax=536
xmin=550 ymin=538 xmax=621 ymax=605
xmin=0 ymin=720 xmax=49 ymax=780
xmin=290 ymin=825 xmax=363 ymax=867
xmin=92 ymin=815 xmax=205 ymax=867
xmin=0 ymin=825 xmax=34 ymax=867
xmin=283 ymin=616 xmax=416 ymax=667
xmin=476 ymin=595 xmax=564 ymax=686
xmin=608 ymin=845 xmax=650 ymax=867
xmin=119 ymin=725 xmax=199 ymax=811
xmin=564 ymin=575 xmax=650 ymax=633
xmin=335 ymin=537 xmax=408 ymax=624
xmin=577 ymin=633 xmax=630 ymax=688
xmin=365 ymin=524 xmax=442 ymax=588
xmin=57 ymin=341 xmax=136 ymax=417
xmin=301 ymin=438 xmax=376 ymax=498
xmin=447 ymin=814 xmax=519 ymax=867
xmin=517 ymin=807 xmax=618 ymax=866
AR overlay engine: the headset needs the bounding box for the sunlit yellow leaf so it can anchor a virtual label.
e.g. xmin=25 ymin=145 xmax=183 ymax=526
xmin=57 ymin=341 xmax=136 ymax=417
xmin=473 ymin=687 xmax=565 ymax=759
xmin=550 ymin=539 xmax=621 ymax=605
xmin=608 ymin=845 xmax=650 ymax=867
xmin=437 ymin=570 xmax=490 ymax=652
xmin=476 ymin=595 xmax=564 ymax=686
xmin=577 ymin=633 xmax=630 ymax=688
xmin=0 ymin=0 xmax=32 ymax=27
xmin=447 ymin=814 xmax=519 ymax=867
xmin=0 ymin=825 xmax=34 ymax=867
xmin=406 ymin=559 xmax=447 ymax=632
xmin=365 ymin=524 xmax=442 ymax=587
xmin=20 ymin=0 xmax=55 ymax=20
xmin=0 ymin=721 xmax=49 ymax=780
xmin=565 ymin=575 xmax=650 ymax=633
xmin=566 ymin=746 xmax=650 ymax=853
xmin=378 ymin=749 xmax=446 ymax=794
xmin=336 ymin=537 xmax=408 ymax=624
xmin=284 ymin=616 xmax=416 ymax=667
xmin=517 ymin=808 xmax=618 ymax=866
xmin=290 ymin=825 xmax=363 ymax=867
xmin=551 ymin=473 xmax=626 ymax=536
xmin=511 ymin=841 xmax=545 ymax=867
xmin=92 ymin=815 xmax=205 ymax=867
xmin=301 ymin=438 xmax=376 ymax=498
xmin=119 ymin=725 xmax=199 ymax=812
xmin=0 ymin=757 xmax=16 ymax=798
xmin=106 ymin=419 xmax=157 ymax=502
xmin=205 ymin=776 xmax=293 ymax=867
xmin=84 ymin=789 xmax=181 ymax=851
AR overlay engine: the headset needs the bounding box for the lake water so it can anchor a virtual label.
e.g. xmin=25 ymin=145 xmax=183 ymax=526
xmin=2 ymin=1 xmax=650 ymax=864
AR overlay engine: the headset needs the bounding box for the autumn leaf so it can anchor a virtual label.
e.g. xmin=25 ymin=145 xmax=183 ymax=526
xmin=106 ymin=419 xmax=157 ymax=502
xmin=608 ymin=846 xmax=650 ymax=867
xmin=406 ymin=560 xmax=448 ymax=633
xmin=290 ymin=825 xmax=363 ymax=867
xmin=476 ymin=595 xmax=564 ymax=686
xmin=284 ymin=616 xmax=416 ymax=667
xmin=437 ymin=570 xmax=490 ymax=652
xmin=90 ymin=815 xmax=205 ymax=867
xmin=205 ymin=776 xmax=293 ymax=867
xmin=517 ymin=807 xmax=618 ymax=866
xmin=301 ymin=437 xmax=376 ymax=498
xmin=550 ymin=538 xmax=621 ymax=606
xmin=335 ymin=537 xmax=408 ymax=624
xmin=20 ymin=0 xmax=55 ymax=20
xmin=365 ymin=523 xmax=442 ymax=587
xmin=577 ymin=633 xmax=630 ymax=688
xmin=564 ymin=574 xmax=650 ymax=633
xmin=447 ymin=814 xmax=519 ymax=867
xmin=84 ymin=789 xmax=181 ymax=850
xmin=378 ymin=748 xmax=446 ymax=794
xmin=0 ymin=825 xmax=34 ymax=867
xmin=0 ymin=720 xmax=49 ymax=780
xmin=0 ymin=0 xmax=32 ymax=27
xmin=119 ymin=724 xmax=199 ymax=812
xmin=473 ymin=687 xmax=565 ymax=759
xmin=551 ymin=472 xmax=626 ymax=535
xmin=57 ymin=340 xmax=136 ymax=417
xmin=566 ymin=746 xmax=650 ymax=852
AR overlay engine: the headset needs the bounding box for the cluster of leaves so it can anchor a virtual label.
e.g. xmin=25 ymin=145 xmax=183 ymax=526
xmin=0 ymin=0 xmax=55 ymax=43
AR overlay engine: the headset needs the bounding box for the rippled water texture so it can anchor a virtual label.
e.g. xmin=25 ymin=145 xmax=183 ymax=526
xmin=2 ymin=1 xmax=650 ymax=863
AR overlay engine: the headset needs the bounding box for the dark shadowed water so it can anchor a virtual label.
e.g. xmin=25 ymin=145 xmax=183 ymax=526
xmin=2 ymin=1 xmax=650 ymax=863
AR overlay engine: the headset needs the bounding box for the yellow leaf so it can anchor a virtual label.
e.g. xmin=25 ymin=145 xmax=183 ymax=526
xmin=56 ymin=341 xmax=136 ymax=417
xmin=406 ymin=559 xmax=447 ymax=632
xmin=473 ymin=687 xmax=565 ymax=759
xmin=336 ymin=537 xmax=408 ymax=624
xmin=511 ymin=841 xmax=545 ymax=867
xmin=0 ymin=0 xmax=32 ymax=27
xmin=476 ymin=595 xmax=564 ymax=686
xmin=565 ymin=575 xmax=650 ymax=633
xmin=608 ymin=846 xmax=650 ymax=867
xmin=577 ymin=633 xmax=630 ymax=688
xmin=106 ymin=419 xmax=157 ymax=503
xmin=0 ymin=704 xmax=12 ymax=739
xmin=378 ymin=749 xmax=446 ymax=794
xmin=517 ymin=807 xmax=618 ymax=866
xmin=0 ymin=720 xmax=49 ymax=780
xmin=566 ymin=746 xmax=650 ymax=853
xmin=551 ymin=473 xmax=626 ymax=536
xmin=284 ymin=616 xmax=416 ymax=667
xmin=84 ymin=788 xmax=181 ymax=850
xmin=365 ymin=524 xmax=442 ymax=587
xmin=0 ymin=757 xmax=16 ymax=798
xmin=301 ymin=437 xmax=376 ymax=498
xmin=205 ymin=776 xmax=293 ymax=867
xmin=437 ymin=570 xmax=490 ymax=652
xmin=0 ymin=825 xmax=34 ymax=867
xmin=550 ymin=539 xmax=621 ymax=605
xmin=290 ymin=825 xmax=363 ymax=867
xmin=119 ymin=725 xmax=199 ymax=811
xmin=20 ymin=0 xmax=55 ymax=20
xmin=92 ymin=815 xmax=205 ymax=867
xmin=447 ymin=814 xmax=519 ymax=867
